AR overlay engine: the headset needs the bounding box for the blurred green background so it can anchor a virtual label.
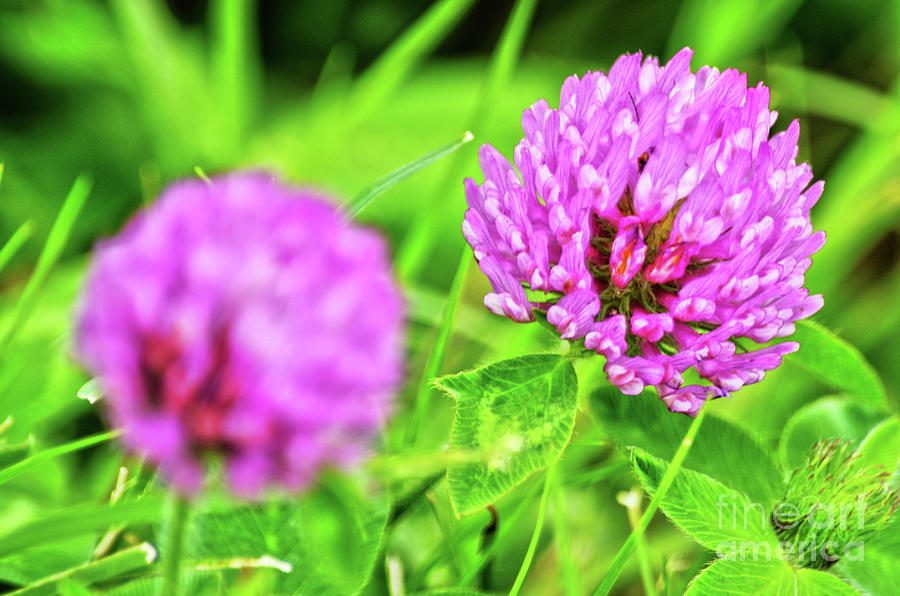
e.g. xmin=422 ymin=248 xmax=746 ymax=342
xmin=0 ymin=0 xmax=898 ymax=594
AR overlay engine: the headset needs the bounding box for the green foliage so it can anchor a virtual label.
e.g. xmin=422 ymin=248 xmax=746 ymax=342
xmin=185 ymin=476 xmax=388 ymax=595
xmin=0 ymin=222 xmax=35 ymax=276
xmin=592 ymin=401 xmax=710 ymax=596
xmin=0 ymin=431 xmax=119 ymax=489
xmin=345 ymin=0 xmax=477 ymax=124
xmin=0 ymin=175 xmax=91 ymax=355
xmin=435 ymin=354 xmax=577 ymax=516
xmin=6 ymin=544 xmax=156 ymax=596
xmin=775 ymin=439 xmax=898 ymax=568
xmin=632 ymin=448 xmax=779 ymax=550
xmin=834 ymin=518 xmax=900 ymax=595
xmin=100 ymin=570 xmax=222 ymax=596
xmin=0 ymin=538 xmax=97 ymax=588
xmin=0 ymin=499 xmax=163 ymax=559
xmin=686 ymin=558 xmax=859 ymax=595
xmin=56 ymin=582 xmax=95 ymax=596
xmin=348 ymin=130 xmax=474 ymax=218
xmin=592 ymin=385 xmax=784 ymax=507
xmin=778 ymin=397 xmax=886 ymax=471
xmin=855 ymin=417 xmax=900 ymax=473
xmin=0 ymin=1 xmax=898 ymax=595
xmin=783 ymin=320 xmax=888 ymax=409
xmin=410 ymin=590 xmax=495 ymax=596
xmin=629 ymin=393 xmax=900 ymax=594
xmin=667 ymin=0 xmax=802 ymax=65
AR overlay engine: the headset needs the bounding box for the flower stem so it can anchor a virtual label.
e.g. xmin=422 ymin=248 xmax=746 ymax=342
xmin=592 ymin=403 xmax=709 ymax=596
xmin=619 ymin=488 xmax=657 ymax=596
xmin=160 ymin=494 xmax=191 ymax=596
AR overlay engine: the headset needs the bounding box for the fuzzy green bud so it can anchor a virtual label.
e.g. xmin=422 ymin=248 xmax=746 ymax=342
xmin=771 ymin=439 xmax=899 ymax=569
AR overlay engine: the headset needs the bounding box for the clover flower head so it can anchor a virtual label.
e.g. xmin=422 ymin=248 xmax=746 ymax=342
xmin=463 ymin=48 xmax=825 ymax=415
xmin=76 ymin=173 xmax=404 ymax=497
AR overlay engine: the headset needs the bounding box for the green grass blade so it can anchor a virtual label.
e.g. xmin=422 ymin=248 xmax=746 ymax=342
xmin=549 ymin=466 xmax=581 ymax=596
xmin=840 ymin=260 xmax=900 ymax=351
xmin=766 ymin=63 xmax=891 ymax=129
xmin=109 ymin=0 xmax=209 ymax=170
xmin=345 ymin=0 xmax=477 ymax=124
xmin=396 ymin=0 xmax=538 ymax=279
xmin=7 ymin=543 xmax=157 ymax=596
xmin=56 ymin=582 xmax=93 ymax=596
xmin=0 ymin=499 xmax=164 ymax=559
xmin=618 ymin=489 xmax=658 ymax=596
xmin=666 ymin=0 xmax=802 ymax=65
xmin=193 ymin=165 xmax=213 ymax=185
xmin=806 ymin=77 xmax=900 ymax=297
xmin=0 ymin=221 xmax=35 ymax=277
xmin=424 ymin=491 xmax=466 ymax=577
xmin=0 ymin=431 xmax=120 ymax=488
xmin=592 ymin=404 xmax=709 ymax=596
xmin=403 ymin=250 xmax=469 ymax=445
xmin=0 ymin=174 xmax=91 ymax=356
xmin=509 ymin=470 xmax=552 ymax=596
xmin=452 ymin=479 xmax=544 ymax=588
xmin=398 ymin=0 xmax=541 ymax=448
xmin=348 ymin=130 xmax=473 ymax=218
xmin=784 ymin=320 xmax=888 ymax=410
xmin=210 ymin=0 xmax=260 ymax=160
xmin=400 ymin=0 xmax=540 ymax=446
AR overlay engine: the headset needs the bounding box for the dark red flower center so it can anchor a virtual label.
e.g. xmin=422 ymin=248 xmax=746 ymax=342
xmin=139 ymin=330 xmax=241 ymax=452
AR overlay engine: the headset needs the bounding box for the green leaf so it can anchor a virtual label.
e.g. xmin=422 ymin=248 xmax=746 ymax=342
xmin=0 ymin=499 xmax=163 ymax=559
xmin=0 ymin=439 xmax=31 ymax=469
xmin=187 ymin=475 xmax=388 ymax=596
xmin=855 ymin=418 xmax=900 ymax=474
xmin=686 ymin=557 xmax=860 ymax=595
xmin=632 ymin=448 xmax=779 ymax=551
xmin=98 ymin=569 xmax=222 ymax=596
xmin=345 ymin=0 xmax=476 ymax=123
xmin=347 ymin=130 xmax=473 ymax=218
xmin=108 ymin=0 xmax=213 ymax=172
xmin=412 ymin=591 xmax=496 ymax=596
xmin=403 ymin=252 xmax=470 ymax=446
xmin=0 ymin=260 xmax=89 ymax=443
xmin=6 ymin=543 xmax=156 ymax=596
xmin=435 ymin=354 xmax=578 ymax=516
xmin=0 ymin=431 xmax=120 ymax=489
xmin=451 ymin=476 xmax=544 ymax=588
xmin=834 ymin=518 xmax=900 ymax=595
xmin=778 ymin=397 xmax=886 ymax=471
xmin=400 ymin=0 xmax=540 ymax=444
xmin=687 ymin=559 xmax=793 ymax=594
xmin=0 ymin=221 xmax=34 ymax=277
xmin=56 ymin=582 xmax=94 ymax=596
xmin=794 ymin=570 xmax=862 ymax=596
xmin=209 ymin=0 xmax=260 ymax=161
xmin=0 ymin=174 xmax=91 ymax=357
xmin=667 ymin=0 xmax=802 ymax=65
xmin=395 ymin=0 xmax=537 ymax=280
xmin=592 ymin=385 xmax=784 ymax=508
xmin=0 ymin=538 xmax=96 ymax=588
xmin=784 ymin=320 xmax=888 ymax=409
xmin=806 ymin=75 xmax=900 ymax=298
xmin=766 ymin=63 xmax=890 ymax=129
xmin=592 ymin=404 xmax=710 ymax=596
